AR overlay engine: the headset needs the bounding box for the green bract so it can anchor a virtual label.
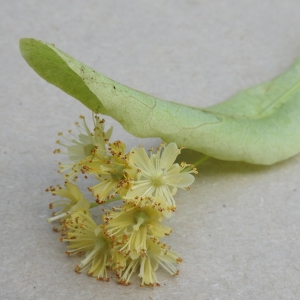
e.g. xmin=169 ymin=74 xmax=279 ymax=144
xmin=19 ymin=38 xmax=300 ymax=165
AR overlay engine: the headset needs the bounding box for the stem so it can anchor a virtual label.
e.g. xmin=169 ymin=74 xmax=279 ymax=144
xmin=90 ymin=202 xmax=100 ymax=209
xmin=89 ymin=196 xmax=122 ymax=208
xmin=182 ymin=155 xmax=210 ymax=172
xmin=192 ymin=155 xmax=210 ymax=167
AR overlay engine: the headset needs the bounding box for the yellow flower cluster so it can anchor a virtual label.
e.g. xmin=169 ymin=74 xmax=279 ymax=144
xmin=47 ymin=114 xmax=197 ymax=286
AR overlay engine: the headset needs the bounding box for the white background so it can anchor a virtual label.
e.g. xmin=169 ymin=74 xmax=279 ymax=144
xmin=1 ymin=1 xmax=300 ymax=299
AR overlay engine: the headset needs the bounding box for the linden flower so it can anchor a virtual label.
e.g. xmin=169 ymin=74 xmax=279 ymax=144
xmin=53 ymin=114 xmax=112 ymax=181
xmin=87 ymin=141 xmax=136 ymax=203
xmin=62 ymin=212 xmax=113 ymax=281
xmin=118 ymin=238 xmax=182 ymax=286
xmin=126 ymin=142 xmax=196 ymax=210
xmin=102 ymin=202 xmax=172 ymax=259
xmin=46 ymin=183 xmax=91 ymax=230
xmin=108 ymin=244 xmax=128 ymax=274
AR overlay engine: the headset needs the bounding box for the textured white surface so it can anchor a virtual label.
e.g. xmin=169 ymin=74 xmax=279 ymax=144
xmin=1 ymin=1 xmax=300 ymax=299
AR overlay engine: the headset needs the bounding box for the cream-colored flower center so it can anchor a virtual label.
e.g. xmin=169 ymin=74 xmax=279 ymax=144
xmin=133 ymin=211 xmax=149 ymax=230
xmin=151 ymin=170 xmax=166 ymax=187
xmin=94 ymin=236 xmax=109 ymax=250
xmin=83 ymin=143 xmax=95 ymax=156
xmin=110 ymin=164 xmax=125 ymax=181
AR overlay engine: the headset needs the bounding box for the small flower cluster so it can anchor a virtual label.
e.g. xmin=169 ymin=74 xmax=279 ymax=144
xmin=47 ymin=114 xmax=197 ymax=286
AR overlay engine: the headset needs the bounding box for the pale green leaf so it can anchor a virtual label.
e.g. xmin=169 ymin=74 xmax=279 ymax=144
xmin=19 ymin=38 xmax=300 ymax=165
